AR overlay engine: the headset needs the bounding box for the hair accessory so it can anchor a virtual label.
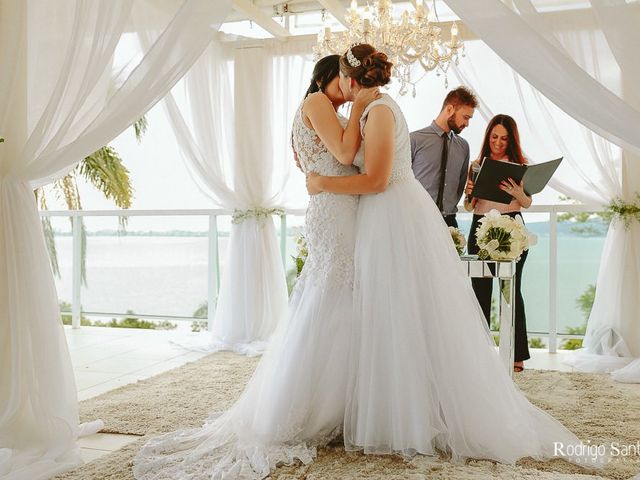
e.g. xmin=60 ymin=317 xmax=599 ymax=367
xmin=346 ymin=45 xmax=361 ymax=67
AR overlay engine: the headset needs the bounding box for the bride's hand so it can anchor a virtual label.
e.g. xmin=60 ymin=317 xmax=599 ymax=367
xmin=353 ymin=87 xmax=381 ymax=110
xmin=306 ymin=172 xmax=323 ymax=195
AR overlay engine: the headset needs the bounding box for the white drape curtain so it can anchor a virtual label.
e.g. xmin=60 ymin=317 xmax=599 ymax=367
xmin=444 ymin=0 xmax=640 ymax=378
xmin=446 ymin=0 xmax=640 ymax=155
xmin=0 ymin=1 xmax=231 ymax=478
xmin=163 ymin=37 xmax=316 ymax=354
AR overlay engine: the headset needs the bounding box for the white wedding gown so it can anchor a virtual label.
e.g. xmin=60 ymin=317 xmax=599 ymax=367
xmin=343 ymin=94 xmax=601 ymax=467
xmin=133 ymin=105 xmax=359 ymax=479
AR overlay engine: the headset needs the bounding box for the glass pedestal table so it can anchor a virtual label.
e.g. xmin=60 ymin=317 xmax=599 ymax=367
xmin=460 ymin=257 xmax=516 ymax=378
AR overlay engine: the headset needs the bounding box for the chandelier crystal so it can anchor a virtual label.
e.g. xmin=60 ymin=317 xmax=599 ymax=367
xmin=313 ymin=0 xmax=465 ymax=96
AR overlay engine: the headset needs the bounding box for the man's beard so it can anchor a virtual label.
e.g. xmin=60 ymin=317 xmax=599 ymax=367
xmin=447 ymin=116 xmax=463 ymax=134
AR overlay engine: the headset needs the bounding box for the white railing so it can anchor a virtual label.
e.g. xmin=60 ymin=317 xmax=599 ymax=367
xmin=40 ymin=203 xmax=604 ymax=352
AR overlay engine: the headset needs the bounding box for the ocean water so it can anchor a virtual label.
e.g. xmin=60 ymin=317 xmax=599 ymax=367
xmin=52 ymin=226 xmax=605 ymax=336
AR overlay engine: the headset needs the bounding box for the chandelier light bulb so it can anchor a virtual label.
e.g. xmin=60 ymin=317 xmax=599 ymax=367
xmin=451 ymin=22 xmax=458 ymax=44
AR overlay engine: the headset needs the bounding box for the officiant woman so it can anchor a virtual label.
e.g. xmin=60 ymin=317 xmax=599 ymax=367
xmin=464 ymin=114 xmax=532 ymax=373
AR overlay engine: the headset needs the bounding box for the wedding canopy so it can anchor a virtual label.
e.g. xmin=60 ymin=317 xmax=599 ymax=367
xmin=176 ymin=0 xmax=640 ymax=373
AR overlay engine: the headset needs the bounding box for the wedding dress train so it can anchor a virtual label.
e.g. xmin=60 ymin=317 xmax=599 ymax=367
xmin=133 ymin=106 xmax=358 ymax=479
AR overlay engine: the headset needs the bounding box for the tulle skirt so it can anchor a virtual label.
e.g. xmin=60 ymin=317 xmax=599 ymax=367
xmin=344 ymin=177 xmax=603 ymax=467
xmin=133 ymin=274 xmax=354 ymax=480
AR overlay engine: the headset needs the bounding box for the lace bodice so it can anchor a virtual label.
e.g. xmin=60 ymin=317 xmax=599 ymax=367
xmin=353 ymin=94 xmax=414 ymax=186
xmin=291 ymin=99 xmax=359 ymax=288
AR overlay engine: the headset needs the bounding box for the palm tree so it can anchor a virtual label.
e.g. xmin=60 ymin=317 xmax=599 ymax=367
xmin=38 ymin=116 xmax=147 ymax=283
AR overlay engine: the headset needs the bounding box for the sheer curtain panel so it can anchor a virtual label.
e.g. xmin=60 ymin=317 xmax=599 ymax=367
xmin=163 ymin=39 xmax=319 ymax=354
xmin=0 ymin=1 xmax=231 ymax=478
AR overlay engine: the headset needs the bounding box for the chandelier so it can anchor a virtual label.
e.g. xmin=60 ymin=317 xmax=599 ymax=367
xmin=313 ymin=0 xmax=465 ymax=96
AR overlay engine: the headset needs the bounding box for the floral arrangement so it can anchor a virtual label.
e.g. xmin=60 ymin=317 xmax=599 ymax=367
xmin=475 ymin=209 xmax=537 ymax=261
xmin=604 ymin=193 xmax=640 ymax=230
xmin=292 ymin=234 xmax=308 ymax=277
xmin=448 ymin=226 xmax=466 ymax=255
xmin=231 ymin=207 xmax=284 ymax=225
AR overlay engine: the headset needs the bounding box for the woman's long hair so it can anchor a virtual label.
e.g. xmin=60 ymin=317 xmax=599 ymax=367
xmin=478 ymin=114 xmax=525 ymax=165
xmin=303 ymin=54 xmax=341 ymax=99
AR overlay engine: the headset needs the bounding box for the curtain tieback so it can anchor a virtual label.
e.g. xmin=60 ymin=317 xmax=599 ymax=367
xmin=232 ymin=207 xmax=285 ymax=225
xmin=606 ymin=193 xmax=640 ymax=230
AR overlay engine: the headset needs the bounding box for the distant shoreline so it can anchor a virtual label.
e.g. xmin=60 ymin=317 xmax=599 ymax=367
xmin=52 ymin=219 xmax=608 ymax=238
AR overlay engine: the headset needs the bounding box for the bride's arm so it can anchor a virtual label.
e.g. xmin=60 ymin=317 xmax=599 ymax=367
xmin=303 ymin=88 xmax=378 ymax=166
xmin=307 ymin=105 xmax=395 ymax=194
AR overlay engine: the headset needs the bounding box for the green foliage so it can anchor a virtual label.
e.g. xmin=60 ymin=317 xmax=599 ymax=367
xmin=489 ymin=296 xmax=499 ymax=331
xmin=59 ymin=301 xmax=93 ymax=326
xmin=80 ymin=147 xmax=133 ymax=210
xmin=577 ymin=284 xmax=596 ymax=320
xmin=93 ymin=311 xmax=177 ymax=330
xmin=561 ymin=338 xmax=584 ymax=350
xmin=560 ymin=285 xmax=592 ymax=350
xmin=286 ymin=266 xmax=298 ymax=295
xmin=191 ymin=320 xmax=209 ymax=333
xmin=604 ymin=193 xmax=640 ymax=230
xmin=556 ymin=195 xmax=609 ymax=235
xmin=292 ymin=234 xmax=308 ymax=277
xmin=133 ymin=116 xmax=148 ymax=143
xmin=59 ymin=302 xmax=176 ymax=330
xmin=191 ymin=302 xmax=210 ymax=332
xmin=192 ymin=302 xmax=208 ymax=319
xmin=529 ymin=337 xmax=546 ymax=348
xmin=285 ymin=233 xmax=308 ymax=294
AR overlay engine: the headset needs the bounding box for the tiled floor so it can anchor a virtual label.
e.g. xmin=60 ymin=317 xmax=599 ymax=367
xmin=62 ymin=326 xmax=604 ymax=465
xmin=65 ymin=325 xmax=210 ymax=462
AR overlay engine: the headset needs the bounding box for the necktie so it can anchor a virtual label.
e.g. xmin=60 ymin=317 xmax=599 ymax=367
xmin=436 ymin=133 xmax=449 ymax=212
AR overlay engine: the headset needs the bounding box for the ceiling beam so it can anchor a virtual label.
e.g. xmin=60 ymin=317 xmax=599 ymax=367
xmin=317 ymin=0 xmax=349 ymax=27
xmin=231 ymin=0 xmax=291 ymax=39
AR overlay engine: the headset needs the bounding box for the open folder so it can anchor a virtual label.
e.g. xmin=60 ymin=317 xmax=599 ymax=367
xmin=471 ymin=157 xmax=563 ymax=204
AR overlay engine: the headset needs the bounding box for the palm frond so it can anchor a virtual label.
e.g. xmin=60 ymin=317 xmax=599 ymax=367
xmin=81 ymin=147 xmax=134 ymax=230
xmin=54 ymin=173 xmax=82 ymax=210
xmin=81 ymin=146 xmax=134 ymax=207
xmin=133 ymin=116 xmax=148 ymax=143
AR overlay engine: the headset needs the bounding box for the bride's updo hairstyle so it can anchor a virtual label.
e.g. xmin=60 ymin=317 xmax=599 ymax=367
xmin=339 ymin=43 xmax=393 ymax=87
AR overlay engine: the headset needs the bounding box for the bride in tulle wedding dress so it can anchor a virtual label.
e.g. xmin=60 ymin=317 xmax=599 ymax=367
xmin=133 ymin=56 xmax=379 ymax=480
xmin=306 ymin=44 xmax=604 ymax=468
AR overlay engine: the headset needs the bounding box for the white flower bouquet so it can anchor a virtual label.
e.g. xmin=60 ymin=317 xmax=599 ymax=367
xmin=475 ymin=209 xmax=537 ymax=261
xmin=448 ymin=226 xmax=466 ymax=255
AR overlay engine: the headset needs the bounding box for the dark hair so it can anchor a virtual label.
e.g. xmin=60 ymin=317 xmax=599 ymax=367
xmin=304 ymin=54 xmax=341 ymax=99
xmin=441 ymin=86 xmax=478 ymax=111
xmin=478 ymin=114 xmax=525 ymax=165
xmin=339 ymin=43 xmax=393 ymax=87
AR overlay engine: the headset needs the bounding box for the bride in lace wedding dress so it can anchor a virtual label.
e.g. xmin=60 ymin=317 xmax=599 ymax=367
xmin=307 ymin=44 xmax=604 ymax=468
xmin=133 ymin=56 xmax=378 ymax=480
